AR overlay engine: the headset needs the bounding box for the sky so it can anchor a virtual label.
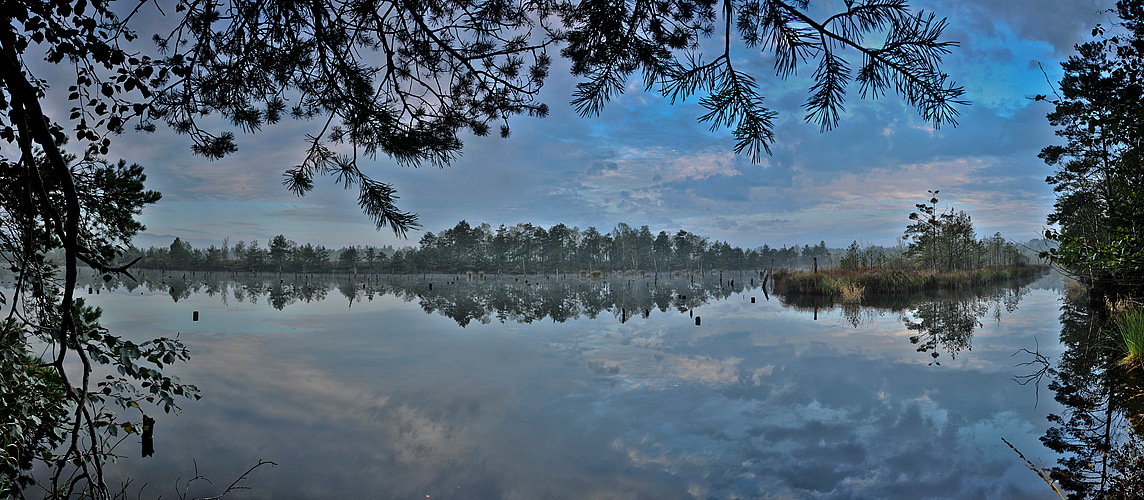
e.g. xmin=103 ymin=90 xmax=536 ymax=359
xmin=106 ymin=0 xmax=1114 ymax=251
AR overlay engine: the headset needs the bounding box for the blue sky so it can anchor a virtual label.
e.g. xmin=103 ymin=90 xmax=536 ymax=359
xmin=119 ymin=0 xmax=1113 ymax=251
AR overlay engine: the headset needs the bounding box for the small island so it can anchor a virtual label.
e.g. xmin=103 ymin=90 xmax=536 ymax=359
xmin=771 ymin=191 xmax=1047 ymax=302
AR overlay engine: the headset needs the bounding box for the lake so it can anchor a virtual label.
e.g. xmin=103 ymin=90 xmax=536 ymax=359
xmin=77 ymin=270 xmax=1067 ymax=499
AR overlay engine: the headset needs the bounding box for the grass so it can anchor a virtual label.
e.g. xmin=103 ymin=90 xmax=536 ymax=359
xmin=771 ymin=265 xmax=1046 ymax=300
xmin=1116 ymin=306 xmax=1144 ymax=369
xmin=839 ymin=282 xmax=865 ymax=303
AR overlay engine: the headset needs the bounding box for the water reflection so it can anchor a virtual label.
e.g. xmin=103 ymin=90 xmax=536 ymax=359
xmin=903 ymin=286 xmax=1029 ymax=366
xmin=1036 ymin=288 xmax=1144 ymax=498
xmin=83 ymin=270 xmax=1047 ymax=369
xmin=69 ymin=270 xmax=1072 ymax=498
xmin=82 ymin=271 xmax=765 ymax=325
xmin=776 ymin=277 xmax=1038 ymax=365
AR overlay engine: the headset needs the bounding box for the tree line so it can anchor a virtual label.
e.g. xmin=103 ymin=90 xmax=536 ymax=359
xmin=130 ymin=222 xmax=830 ymax=274
xmin=132 ymin=205 xmax=1034 ymax=275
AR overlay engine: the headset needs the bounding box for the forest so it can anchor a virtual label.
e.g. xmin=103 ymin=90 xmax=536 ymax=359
xmin=127 ymin=221 xmax=829 ymax=274
xmin=129 ymin=205 xmax=1038 ymax=276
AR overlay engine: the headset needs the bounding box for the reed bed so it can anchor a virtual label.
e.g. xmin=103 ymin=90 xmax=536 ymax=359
xmin=771 ymin=265 xmax=1045 ymax=299
xmin=838 ymin=282 xmax=865 ymax=303
xmin=1115 ymin=306 xmax=1144 ymax=369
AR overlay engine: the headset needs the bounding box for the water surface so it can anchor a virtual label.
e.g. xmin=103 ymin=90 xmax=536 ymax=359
xmin=81 ymin=271 xmax=1065 ymax=499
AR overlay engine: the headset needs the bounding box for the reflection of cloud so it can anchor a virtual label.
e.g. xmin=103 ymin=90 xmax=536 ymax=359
xmin=95 ymin=279 xmax=1065 ymax=499
xmin=543 ymin=286 xmax=1066 ymax=498
xmin=387 ymin=405 xmax=471 ymax=465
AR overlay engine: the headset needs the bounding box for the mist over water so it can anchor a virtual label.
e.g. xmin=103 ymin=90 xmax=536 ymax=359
xmin=72 ymin=271 xmax=1064 ymax=499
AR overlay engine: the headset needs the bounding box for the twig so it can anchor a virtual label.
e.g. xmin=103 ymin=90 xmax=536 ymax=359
xmin=1002 ymin=437 xmax=1065 ymax=499
xmin=1037 ymin=61 xmax=1063 ymax=102
xmin=1012 ymin=337 xmax=1051 ymax=409
xmin=192 ymin=460 xmax=277 ymax=500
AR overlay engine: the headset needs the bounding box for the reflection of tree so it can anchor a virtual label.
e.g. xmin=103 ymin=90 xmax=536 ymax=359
xmin=268 ymin=283 xmax=292 ymax=311
xmin=338 ymin=280 xmax=361 ymax=307
xmin=777 ymin=276 xmax=1039 ymax=364
xmin=297 ymin=280 xmax=331 ymax=303
xmin=78 ymin=272 xmax=759 ymax=326
xmin=410 ymin=275 xmax=747 ymax=326
xmin=905 ymin=300 xmax=984 ymax=365
xmin=1035 ymin=291 xmax=1144 ymax=498
xmin=166 ymin=277 xmax=191 ymax=302
xmin=231 ymin=281 xmax=247 ymax=303
xmin=904 ymin=285 xmax=1030 ymax=364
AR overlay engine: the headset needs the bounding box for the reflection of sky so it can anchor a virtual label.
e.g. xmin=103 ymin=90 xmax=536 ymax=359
xmin=85 ymin=275 xmax=1065 ymax=499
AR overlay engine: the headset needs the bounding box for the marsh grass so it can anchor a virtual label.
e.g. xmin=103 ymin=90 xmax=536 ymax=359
xmin=1063 ymin=280 xmax=1088 ymax=303
xmin=1116 ymin=306 xmax=1144 ymax=369
xmin=771 ymin=265 xmax=1045 ymax=300
xmin=839 ymin=283 xmax=864 ymax=303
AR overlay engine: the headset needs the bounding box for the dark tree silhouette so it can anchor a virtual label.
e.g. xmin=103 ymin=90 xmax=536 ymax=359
xmin=0 ymin=0 xmax=964 ymax=496
xmin=1040 ymin=0 xmax=1144 ymax=291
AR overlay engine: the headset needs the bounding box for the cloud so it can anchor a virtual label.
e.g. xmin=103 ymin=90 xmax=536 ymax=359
xmin=585 ymin=160 xmax=619 ymax=176
xmin=932 ymin=0 xmax=1109 ymax=56
xmin=119 ymin=2 xmax=1077 ymax=250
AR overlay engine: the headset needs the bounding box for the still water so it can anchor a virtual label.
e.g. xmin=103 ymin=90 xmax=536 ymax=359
xmin=81 ymin=271 xmax=1066 ymax=499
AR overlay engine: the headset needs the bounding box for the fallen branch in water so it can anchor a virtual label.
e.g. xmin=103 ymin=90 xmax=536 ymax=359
xmin=177 ymin=459 xmax=278 ymax=500
xmin=1002 ymin=437 xmax=1064 ymax=499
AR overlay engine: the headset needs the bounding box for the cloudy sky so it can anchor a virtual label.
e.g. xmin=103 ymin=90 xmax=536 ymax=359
xmin=115 ymin=0 xmax=1113 ymax=251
